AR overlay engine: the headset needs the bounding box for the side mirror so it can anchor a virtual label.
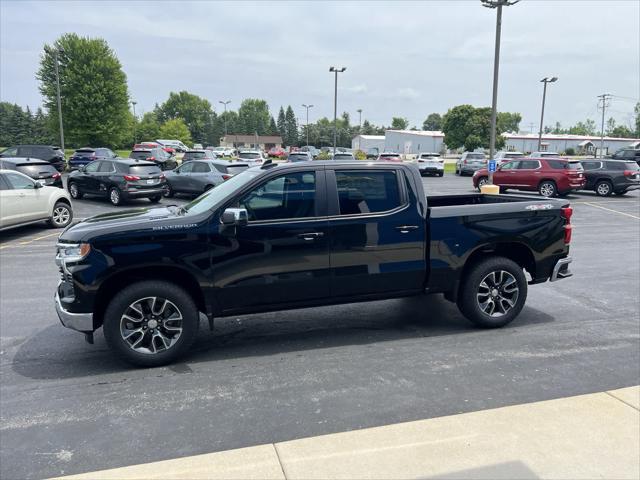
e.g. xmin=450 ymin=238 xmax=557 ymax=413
xmin=221 ymin=208 xmax=248 ymax=226
xmin=34 ymin=181 xmax=43 ymax=189
xmin=79 ymin=165 xmax=86 ymax=172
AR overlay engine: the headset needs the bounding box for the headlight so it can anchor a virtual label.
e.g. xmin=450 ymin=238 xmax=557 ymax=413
xmin=56 ymin=243 xmax=91 ymax=264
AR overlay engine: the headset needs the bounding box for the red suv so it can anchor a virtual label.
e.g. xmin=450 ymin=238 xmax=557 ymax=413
xmin=473 ymin=158 xmax=586 ymax=197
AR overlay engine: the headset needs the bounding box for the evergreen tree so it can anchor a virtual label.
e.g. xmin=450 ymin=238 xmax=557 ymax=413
xmin=284 ymin=106 xmax=298 ymax=146
xmin=269 ymin=116 xmax=278 ymax=135
xmin=277 ymin=107 xmax=286 ymax=140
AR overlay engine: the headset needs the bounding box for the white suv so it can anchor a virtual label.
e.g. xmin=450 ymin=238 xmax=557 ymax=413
xmin=0 ymin=169 xmax=73 ymax=231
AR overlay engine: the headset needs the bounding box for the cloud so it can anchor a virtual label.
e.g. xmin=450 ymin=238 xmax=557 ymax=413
xmin=395 ymin=88 xmax=421 ymax=100
xmin=344 ymin=84 xmax=368 ymax=94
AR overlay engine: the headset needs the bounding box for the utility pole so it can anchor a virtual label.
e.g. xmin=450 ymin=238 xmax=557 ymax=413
xmin=329 ymin=66 xmax=346 ymax=156
xmin=131 ymin=101 xmax=137 ymax=144
xmin=53 ymin=46 xmax=65 ymax=152
xmin=528 ymin=122 xmax=536 ymax=134
xmin=357 ymin=108 xmax=362 ymax=130
xmin=218 ymin=100 xmax=231 ymax=140
xmin=597 ymin=94 xmax=611 ymax=158
xmin=537 ymin=76 xmax=558 ymax=151
xmin=481 ymin=0 xmax=519 ymax=185
xmin=302 ymin=104 xmax=314 ymax=147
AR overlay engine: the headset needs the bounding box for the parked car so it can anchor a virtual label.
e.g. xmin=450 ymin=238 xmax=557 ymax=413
xmin=529 ymin=151 xmax=560 ymax=158
xmin=210 ymin=146 xmax=235 ymax=157
xmin=456 ymin=152 xmax=486 ymax=176
xmin=54 ymin=161 xmax=574 ymax=366
xmin=493 ymin=151 xmax=525 ymax=163
xmin=366 ymin=148 xmax=380 ymax=159
xmin=182 ymin=150 xmax=218 ymax=162
xmin=68 ymin=147 xmax=117 ymax=170
xmin=238 ymin=150 xmax=267 ymax=165
xmin=268 ymin=146 xmax=287 ymax=158
xmin=611 ymin=148 xmax=640 ymax=165
xmin=299 ymin=146 xmax=320 ymax=159
xmin=192 ymin=143 xmax=203 ymax=150
xmin=134 ymin=142 xmax=175 ymax=156
xmin=163 ymin=160 xmax=250 ymax=197
xmin=376 ymin=152 xmax=402 ymax=162
xmin=416 ymin=152 xmax=444 ymax=177
xmin=156 ymin=139 xmax=188 ymax=153
xmin=473 ymin=158 xmax=586 ymax=197
xmin=129 ymin=148 xmax=178 ymax=171
xmin=0 ymin=157 xmax=63 ymax=188
xmin=579 ymin=159 xmax=640 ymax=196
xmin=0 ymin=145 xmax=65 ymax=172
xmin=332 ymin=152 xmax=356 ymax=161
xmin=67 ymin=158 xmax=166 ymax=206
xmin=288 ymin=152 xmax=314 ymax=162
xmin=0 ymin=169 xmax=72 ymax=231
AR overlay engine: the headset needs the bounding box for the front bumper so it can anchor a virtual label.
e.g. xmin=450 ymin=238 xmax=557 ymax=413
xmin=550 ymin=256 xmax=573 ymax=282
xmin=55 ymin=288 xmax=93 ymax=332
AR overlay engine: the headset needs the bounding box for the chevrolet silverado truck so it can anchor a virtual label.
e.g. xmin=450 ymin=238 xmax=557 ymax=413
xmin=55 ymin=161 xmax=574 ymax=367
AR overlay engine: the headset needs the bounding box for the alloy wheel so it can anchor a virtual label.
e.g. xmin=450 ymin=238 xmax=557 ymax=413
xmin=69 ymin=183 xmax=79 ymax=198
xmin=539 ymin=183 xmax=555 ymax=197
xmin=110 ymin=189 xmax=120 ymax=205
xmin=476 ymin=270 xmax=519 ymax=317
xmin=52 ymin=206 xmax=70 ymax=226
xmin=597 ymin=182 xmax=611 ymax=196
xmin=120 ymin=296 xmax=183 ymax=354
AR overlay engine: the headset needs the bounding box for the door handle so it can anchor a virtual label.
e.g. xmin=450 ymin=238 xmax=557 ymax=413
xmin=297 ymin=232 xmax=324 ymax=241
xmin=395 ymin=225 xmax=419 ymax=233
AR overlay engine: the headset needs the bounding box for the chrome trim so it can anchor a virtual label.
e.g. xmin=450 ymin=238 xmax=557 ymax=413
xmin=550 ymin=256 xmax=573 ymax=282
xmin=55 ymin=290 xmax=94 ymax=332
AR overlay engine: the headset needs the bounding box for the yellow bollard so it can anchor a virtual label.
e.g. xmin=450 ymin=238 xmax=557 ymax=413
xmin=480 ymin=184 xmax=500 ymax=195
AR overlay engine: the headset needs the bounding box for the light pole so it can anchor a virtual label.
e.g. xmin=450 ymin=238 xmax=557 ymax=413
xmin=53 ymin=46 xmax=65 ymax=152
xmin=131 ymin=101 xmax=137 ymax=144
xmin=481 ymin=0 xmax=519 ymax=185
xmin=329 ymin=66 xmax=346 ymax=156
xmin=537 ymin=77 xmax=557 ymax=151
xmin=218 ymin=100 xmax=231 ymax=139
xmin=357 ymin=109 xmax=363 ymax=131
xmin=302 ymin=104 xmax=314 ymax=147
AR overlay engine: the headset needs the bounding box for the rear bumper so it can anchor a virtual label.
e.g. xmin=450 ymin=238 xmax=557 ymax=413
xmin=550 ymin=256 xmax=573 ymax=282
xmin=122 ymin=186 xmax=165 ymax=198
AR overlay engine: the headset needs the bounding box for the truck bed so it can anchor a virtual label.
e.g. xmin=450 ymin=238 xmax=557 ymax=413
xmin=427 ymin=193 xmax=546 ymax=208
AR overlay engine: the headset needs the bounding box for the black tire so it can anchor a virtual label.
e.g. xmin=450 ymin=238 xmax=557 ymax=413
xmin=103 ymin=281 xmax=199 ymax=367
xmin=538 ymin=180 xmax=557 ymax=197
xmin=48 ymin=201 xmax=73 ymax=228
xmin=476 ymin=176 xmax=489 ymax=192
xmin=439 ymin=172 xmax=444 ymax=177
xmin=149 ymin=195 xmax=162 ymax=203
xmin=163 ymin=184 xmax=174 ymax=198
xmin=455 ymin=168 xmax=460 ymax=176
xmin=109 ymin=187 xmax=123 ymax=206
xmin=457 ymin=256 xmax=527 ymax=328
xmin=595 ymin=180 xmax=613 ymax=197
xmin=68 ymin=182 xmax=83 ymax=199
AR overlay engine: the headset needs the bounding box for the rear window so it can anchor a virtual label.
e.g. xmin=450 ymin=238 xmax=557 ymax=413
xmin=333 ymin=154 xmax=353 ymax=160
xmin=226 ymin=165 xmax=248 ymax=175
xmin=467 ymin=154 xmax=485 ymax=159
xmin=568 ymin=161 xmax=583 ymax=171
xmin=607 ymin=161 xmax=639 ymax=171
xmin=16 ymin=163 xmax=57 ymax=176
xmin=74 ymin=149 xmax=95 ymax=157
xmin=129 ymin=151 xmax=151 ymax=160
xmin=505 ymin=153 xmax=524 ymax=158
xmin=289 ymin=154 xmax=309 ymax=162
xmin=129 ymin=165 xmax=161 ymax=175
xmin=184 ymin=152 xmax=207 ymax=160
xmin=239 ymin=152 xmax=261 ymax=159
xmin=336 ymin=170 xmax=402 ymax=215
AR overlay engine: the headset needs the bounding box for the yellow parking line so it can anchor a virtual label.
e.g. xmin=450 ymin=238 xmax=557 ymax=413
xmin=583 ymin=202 xmax=640 ymax=220
xmin=0 ymin=231 xmax=60 ymax=250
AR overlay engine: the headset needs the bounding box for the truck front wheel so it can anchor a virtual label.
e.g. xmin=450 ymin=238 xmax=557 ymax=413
xmin=458 ymin=256 xmax=527 ymax=328
xmin=103 ymin=281 xmax=199 ymax=367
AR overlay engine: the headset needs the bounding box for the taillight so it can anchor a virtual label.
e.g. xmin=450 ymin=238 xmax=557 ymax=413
xmin=561 ymin=206 xmax=573 ymax=244
xmin=159 ymin=174 xmax=165 ymax=180
xmin=623 ymin=170 xmax=637 ymax=176
xmin=222 ymin=174 xmax=231 ymax=181
xmin=147 ymin=157 xmax=156 ymax=161
xmin=464 ymin=159 xmax=468 ymax=164
xmin=52 ymin=173 xmax=61 ymax=179
xmin=124 ymin=175 xmax=140 ymax=181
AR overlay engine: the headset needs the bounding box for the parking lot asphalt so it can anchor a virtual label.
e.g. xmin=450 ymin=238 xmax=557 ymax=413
xmin=1 ymin=173 xmax=639 ymax=479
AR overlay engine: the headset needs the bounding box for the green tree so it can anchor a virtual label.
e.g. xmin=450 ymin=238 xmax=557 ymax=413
xmin=158 ymin=118 xmax=192 ymax=145
xmin=37 ymin=33 xmax=130 ymax=147
xmin=277 ymin=107 xmax=286 ymax=139
xmin=237 ymin=98 xmax=271 ymax=135
xmin=496 ymin=112 xmax=522 ymax=133
xmin=136 ymin=112 xmax=161 ymax=142
xmin=391 ymin=117 xmax=409 ymax=130
xmin=442 ymin=104 xmax=510 ymax=151
xmin=422 ymin=113 xmax=442 ymax=131
xmin=157 ymin=91 xmax=213 ymax=143
xmin=610 ymin=125 xmax=633 ymax=138
xmin=635 ymin=102 xmax=640 ymax=137
xmin=464 ymin=134 xmax=483 ymax=152
xmin=284 ymin=105 xmax=298 ymax=146
xmin=606 ymin=117 xmax=616 ymax=135
xmin=269 ymin=116 xmax=278 ymax=135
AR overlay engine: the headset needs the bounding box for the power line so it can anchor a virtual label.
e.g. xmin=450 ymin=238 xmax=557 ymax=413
xmin=610 ymin=94 xmax=639 ymax=102
xmin=597 ymin=93 xmax=611 ymax=158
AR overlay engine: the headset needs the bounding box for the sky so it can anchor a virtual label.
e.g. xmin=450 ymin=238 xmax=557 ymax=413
xmin=1 ymin=0 xmax=639 ymax=132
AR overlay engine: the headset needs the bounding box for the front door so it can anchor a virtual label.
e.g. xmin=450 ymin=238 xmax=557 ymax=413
xmin=212 ymin=168 xmax=331 ymax=312
xmin=493 ymin=160 xmax=521 ymax=187
xmin=3 ymin=172 xmax=47 ymax=222
xmin=327 ymin=167 xmax=426 ymax=297
xmin=80 ymin=161 xmax=103 ymax=194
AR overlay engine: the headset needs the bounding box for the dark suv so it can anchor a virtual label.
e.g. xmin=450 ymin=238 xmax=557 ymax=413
xmin=129 ymin=148 xmax=177 ymax=171
xmin=579 ymin=159 xmax=640 ymax=196
xmin=0 ymin=145 xmax=65 ymax=172
xmin=69 ymin=147 xmax=117 ymax=170
xmin=0 ymin=157 xmax=63 ymax=188
xmin=611 ymin=148 xmax=640 ymax=165
xmin=67 ymin=158 xmax=167 ymax=205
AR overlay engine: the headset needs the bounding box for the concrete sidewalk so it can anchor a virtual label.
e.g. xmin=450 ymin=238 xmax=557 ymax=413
xmin=56 ymin=386 xmax=639 ymax=480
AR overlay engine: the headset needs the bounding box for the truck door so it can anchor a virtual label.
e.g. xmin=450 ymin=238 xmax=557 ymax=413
xmin=326 ymin=167 xmax=426 ymax=298
xmin=213 ymin=168 xmax=331 ymax=311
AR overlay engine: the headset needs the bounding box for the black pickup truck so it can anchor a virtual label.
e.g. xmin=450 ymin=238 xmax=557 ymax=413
xmin=55 ymin=161 xmax=573 ymax=367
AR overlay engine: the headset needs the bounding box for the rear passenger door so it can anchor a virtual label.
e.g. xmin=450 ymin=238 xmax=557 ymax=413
xmin=327 ymin=167 xmax=426 ymax=298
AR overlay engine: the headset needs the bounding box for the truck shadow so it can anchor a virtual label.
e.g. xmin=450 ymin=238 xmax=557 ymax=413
xmin=11 ymin=295 xmax=555 ymax=380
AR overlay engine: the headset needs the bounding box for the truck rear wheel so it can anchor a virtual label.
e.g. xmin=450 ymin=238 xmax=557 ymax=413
xmin=103 ymin=281 xmax=199 ymax=367
xmin=458 ymin=256 xmax=527 ymax=328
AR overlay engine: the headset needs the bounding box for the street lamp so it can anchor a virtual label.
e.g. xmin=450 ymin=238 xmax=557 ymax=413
xmin=218 ymin=100 xmax=231 ymax=138
xmin=302 ymin=104 xmax=314 ymax=147
xmin=537 ymin=77 xmax=558 ymax=151
xmin=329 ymin=66 xmax=346 ymax=156
xmin=481 ymin=0 xmax=519 ymax=185
xmin=357 ymin=109 xmax=363 ymax=130
xmin=53 ymin=46 xmax=65 ymax=152
xmin=131 ymin=101 xmax=137 ymax=144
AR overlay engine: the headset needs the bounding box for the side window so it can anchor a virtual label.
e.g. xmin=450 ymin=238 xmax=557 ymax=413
xmin=0 ymin=174 xmax=11 ymax=190
xmin=212 ymin=164 xmax=227 ymax=173
xmin=581 ymin=161 xmax=600 ymax=171
xmin=239 ymin=171 xmax=316 ymax=221
xmin=606 ymin=162 xmax=627 ymax=171
xmin=519 ymin=160 xmax=540 ymax=169
xmin=85 ymin=161 xmax=101 ymax=173
xmin=5 ymin=172 xmax=35 ymax=189
xmin=178 ymin=162 xmax=194 ymax=174
xmin=335 ymin=170 xmax=402 ymax=215
xmin=98 ymin=161 xmax=114 ymax=173
xmin=1 ymin=147 xmax=18 ymax=157
xmin=500 ymin=161 xmax=517 ymax=170
xmin=192 ymin=162 xmax=210 ymax=173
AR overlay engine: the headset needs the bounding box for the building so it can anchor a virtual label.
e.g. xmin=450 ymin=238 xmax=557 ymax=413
xmin=220 ymin=134 xmax=283 ymax=150
xmin=351 ymin=135 xmax=385 ymax=154
xmin=503 ymin=133 xmax=640 ymax=156
xmin=384 ymin=130 xmax=445 ymax=155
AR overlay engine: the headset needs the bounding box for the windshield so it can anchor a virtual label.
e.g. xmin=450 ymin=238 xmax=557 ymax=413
xmin=239 ymin=152 xmax=261 ymax=159
xmin=183 ymin=168 xmax=262 ymax=215
xmin=468 ymin=154 xmax=485 ymax=159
